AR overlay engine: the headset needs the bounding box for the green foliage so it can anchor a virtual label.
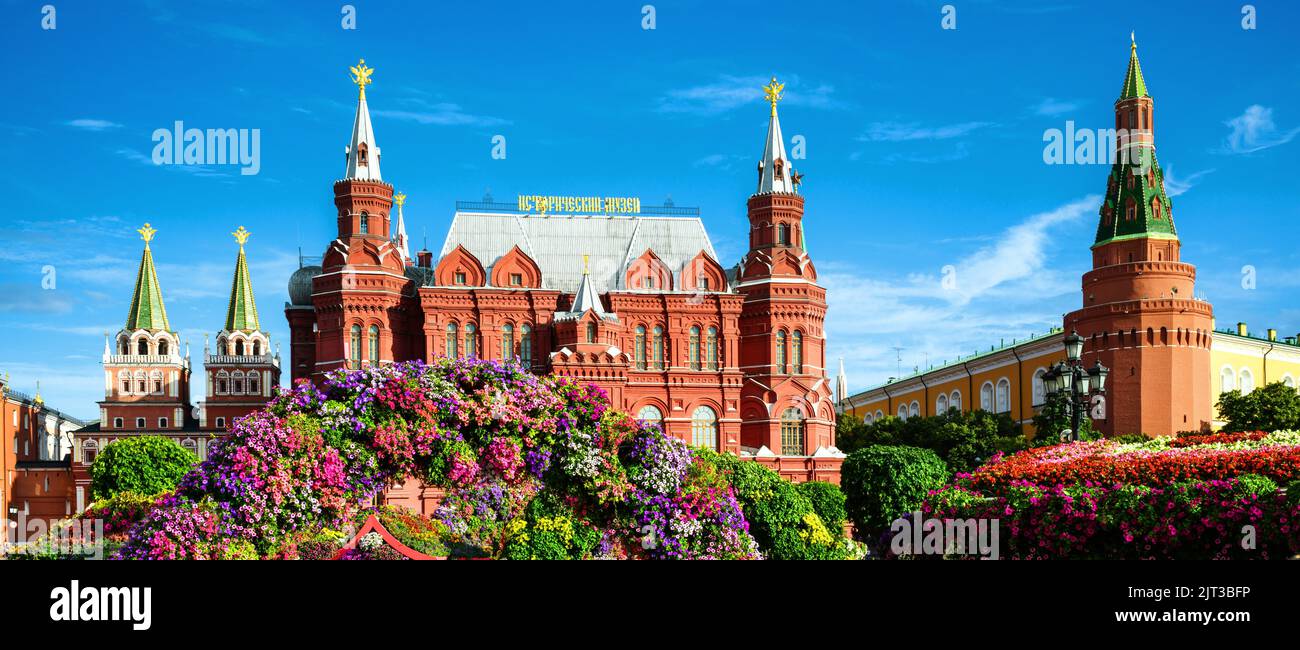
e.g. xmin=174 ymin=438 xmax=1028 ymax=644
xmin=842 ymin=445 xmax=949 ymax=533
xmin=1232 ymin=474 xmax=1279 ymax=499
xmin=1217 ymin=382 xmax=1300 ymax=433
xmin=91 ymin=436 xmax=197 ymax=500
xmin=838 ymin=409 xmax=1020 ymax=473
xmin=1111 ymin=433 xmax=1151 ymax=444
xmin=798 ymin=481 xmax=846 ymax=532
xmin=1029 ymin=391 xmax=1095 ymax=446
xmin=503 ymin=491 xmax=601 ymax=560
xmin=700 ymin=450 xmax=846 ymax=560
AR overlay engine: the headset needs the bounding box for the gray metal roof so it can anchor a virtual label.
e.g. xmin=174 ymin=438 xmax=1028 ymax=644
xmin=439 ymin=212 xmax=721 ymax=294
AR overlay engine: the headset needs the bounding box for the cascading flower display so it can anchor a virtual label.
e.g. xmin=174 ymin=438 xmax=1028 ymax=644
xmin=114 ymin=358 xmax=767 ymax=560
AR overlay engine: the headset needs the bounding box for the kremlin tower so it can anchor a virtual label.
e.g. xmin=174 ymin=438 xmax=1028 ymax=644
xmin=1064 ymin=37 xmax=1215 ymax=436
xmin=736 ymin=78 xmax=836 ymax=455
xmin=297 ymin=58 xmax=415 ymax=380
xmin=98 ymin=223 xmax=192 ymax=441
xmin=200 ymin=227 xmax=281 ymax=431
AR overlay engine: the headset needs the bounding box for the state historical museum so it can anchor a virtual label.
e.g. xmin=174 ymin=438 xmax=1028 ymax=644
xmin=286 ymin=64 xmax=841 ymax=482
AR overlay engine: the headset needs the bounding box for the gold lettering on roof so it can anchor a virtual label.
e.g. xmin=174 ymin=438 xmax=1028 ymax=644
xmin=516 ymin=194 xmax=642 ymax=215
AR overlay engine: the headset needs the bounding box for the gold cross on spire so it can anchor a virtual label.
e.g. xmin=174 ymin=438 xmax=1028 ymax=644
xmin=138 ymin=223 xmax=157 ymax=247
xmin=232 ymin=226 xmax=251 ymax=247
xmin=762 ymin=76 xmax=785 ymax=116
xmin=349 ymin=58 xmax=375 ymax=99
xmin=394 ymin=192 xmax=407 ymax=208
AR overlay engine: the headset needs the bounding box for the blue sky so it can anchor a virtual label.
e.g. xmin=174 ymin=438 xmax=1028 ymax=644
xmin=2 ymin=0 xmax=1298 ymax=419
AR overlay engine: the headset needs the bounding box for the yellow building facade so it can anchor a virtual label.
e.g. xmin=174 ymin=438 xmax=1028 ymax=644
xmin=842 ymin=323 xmax=1300 ymax=438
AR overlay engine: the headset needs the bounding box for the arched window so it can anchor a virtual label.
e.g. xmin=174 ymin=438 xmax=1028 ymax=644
xmin=119 ymin=339 xmax=128 ymax=355
xmin=637 ymin=405 xmax=663 ymax=429
xmin=995 ymin=378 xmax=1011 ymax=413
xmin=464 ymin=323 xmax=477 ymax=358
xmin=359 ymin=211 xmax=370 ymax=234
xmin=216 ymin=370 xmax=229 ymax=395
xmin=1240 ymin=368 xmax=1255 ymax=394
xmin=875 ymin=410 xmax=884 ymax=421
xmin=586 ymin=322 xmax=597 ymax=344
xmin=248 ymin=372 xmax=260 ymax=395
xmin=350 ymin=325 xmax=362 ymax=368
xmin=158 ymin=340 xmax=169 ymax=356
xmin=950 ymin=391 xmax=961 ymax=411
xmin=909 ymin=401 xmax=920 ymax=418
xmin=232 ymin=371 xmax=245 ymax=395
xmin=706 ymin=326 xmax=718 ymax=370
xmin=1220 ymin=366 xmax=1235 ymax=393
xmin=446 ymin=323 xmax=459 ymax=358
xmin=864 ymin=413 xmax=874 ymax=425
xmin=235 ymin=340 xmax=245 ymax=356
xmin=937 ymin=394 xmax=949 ymax=414
xmin=1032 ymin=368 xmax=1047 ymax=406
xmin=159 ymin=417 xmax=169 ymax=429
xmin=634 ymin=326 xmax=646 ymax=370
xmin=980 ymin=382 xmax=994 ymax=411
xmin=520 ymin=324 xmax=532 ymax=367
xmin=502 ymin=324 xmax=515 ymax=361
xmin=689 ymin=326 xmax=701 ymax=370
xmin=778 ymin=223 xmax=791 ymax=246
xmin=1284 ymin=375 xmax=1296 ymax=389
xmin=252 ymin=341 xmax=261 ymax=356
xmin=792 ymin=330 xmax=803 ymax=374
xmin=776 ymin=330 xmax=787 ymax=374
xmin=780 ymin=408 xmax=804 ymax=455
xmin=368 ymin=325 xmax=380 ymax=364
xmin=652 ymin=326 xmax=664 ymax=369
xmin=691 ymin=405 xmax=718 ymax=450
xmin=137 ymin=339 xmax=148 ymax=355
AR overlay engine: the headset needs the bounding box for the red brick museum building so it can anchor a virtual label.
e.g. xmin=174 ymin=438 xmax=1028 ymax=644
xmin=286 ymin=67 xmax=842 ymax=483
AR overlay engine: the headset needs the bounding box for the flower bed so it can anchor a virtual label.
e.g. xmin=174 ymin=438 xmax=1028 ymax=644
xmin=112 ymin=358 xmax=842 ymax=560
xmin=963 ymin=431 xmax=1300 ymax=491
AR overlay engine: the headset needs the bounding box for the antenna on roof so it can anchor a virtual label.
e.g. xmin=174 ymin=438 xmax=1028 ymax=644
xmin=483 ymin=187 xmax=494 ymax=203
xmin=892 ymin=346 xmax=904 ymax=377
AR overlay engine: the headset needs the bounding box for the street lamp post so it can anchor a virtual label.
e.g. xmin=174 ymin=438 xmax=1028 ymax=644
xmin=1042 ymin=329 xmax=1109 ymax=442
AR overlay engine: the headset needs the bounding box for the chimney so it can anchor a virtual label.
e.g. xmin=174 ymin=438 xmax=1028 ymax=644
xmin=1237 ymin=322 xmax=1248 ymax=337
xmin=1268 ymin=328 xmax=1277 ymax=341
xmin=417 ymin=249 xmax=433 ymax=268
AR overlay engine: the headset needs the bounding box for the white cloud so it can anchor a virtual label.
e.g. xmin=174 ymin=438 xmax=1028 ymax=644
xmin=825 ymin=196 xmax=1098 ymax=391
xmin=376 ymin=97 xmax=509 ymax=127
xmin=1032 ymin=98 xmax=1080 ymax=117
xmin=1220 ymin=105 xmax=1300 ymax=154
xmin=66 ymin=119 xmax=122 ymax=131
xmin=658 ymin=75 xmax=842 ymax=115
xmin=859 ymin=121 xmax=994 ymax=142
xmin=1163 ymin=166 xmax=1214 ymax=197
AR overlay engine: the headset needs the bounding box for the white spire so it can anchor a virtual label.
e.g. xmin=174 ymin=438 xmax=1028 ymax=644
xmin=756 ymin=77 xmax=797 ymax=195
xmin=393 ymin=192 xmax=411 ymax=265
xmin=344 ymin=59 xmax=381 ymax=181
xmin=835 ymin=357 xmax=848 ymax=413
xmin=570 ymin=255 xmax=608 ymax=317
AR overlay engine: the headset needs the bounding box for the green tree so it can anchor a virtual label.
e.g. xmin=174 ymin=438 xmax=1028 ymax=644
xmin=91 ymin=436 xmax=198 ymax=499
xmin=1217 ymin=382 xmax=1300 ymax=432
xmin=1030 ymin=391 xmax=1095 ymax=445
xmin=841 ymin=446 xmax=949 ymax=533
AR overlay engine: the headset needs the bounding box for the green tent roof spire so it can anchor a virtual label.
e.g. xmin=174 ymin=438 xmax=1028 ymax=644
xmin=224 ymin=226 xmax=261 ymax=332
xmin=1119 ymin=32 xmax=1148 ymax=99
xmin=125 ymin=223 xmax=172 ymax=332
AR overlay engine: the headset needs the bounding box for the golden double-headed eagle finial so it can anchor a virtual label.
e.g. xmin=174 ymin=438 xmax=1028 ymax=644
xmin=138 ymin=223 xmax=157 ymax=246
xmin=350 ymin=58 xmax=375 ymax=99
xmin=762 ymin=76 xmax=785 ymax=116
xmin=394 ymin=192 xmax=407 ymax=208
xmin=232 ymin=226 xmax=251 ymax=247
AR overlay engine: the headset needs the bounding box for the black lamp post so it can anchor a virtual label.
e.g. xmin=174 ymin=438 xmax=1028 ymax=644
xmin=1042 ymin=329 xmax=1109 ymax=442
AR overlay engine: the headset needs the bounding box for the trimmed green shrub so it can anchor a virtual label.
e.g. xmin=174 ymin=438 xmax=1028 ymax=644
xmin=699 ymin=450 xmax=845 ymax=560
xmin=91 ymin=436 xmax=197 ymax=500
xmin=798 ymin=481 xmax=846 ymax=532
xmin=842 ymin=445 xmax=949 ymax=533
xmin=838 ymin=409 xmax=1020 ymax=472
xmin=1217 ymin=382 xmax=1300 ymax=432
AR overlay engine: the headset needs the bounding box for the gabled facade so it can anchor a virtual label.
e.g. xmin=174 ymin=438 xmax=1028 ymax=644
xmin=285 ymin=64 xmax=841 ymax=486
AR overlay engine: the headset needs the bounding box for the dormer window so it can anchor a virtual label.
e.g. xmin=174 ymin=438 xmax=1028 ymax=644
xmin=778 ymin=223 xmax=791 ymax=246
xmin=454 ymin=271 xmax=467 ymax=285
xmin=774 ymin=158 xmax=785 ymax=180
xmin=359 ymin=212 xmax=370 ymax=235
xmin=357 ymin=142 xmax=368 ymax=166
xmin=509 ymin=273 xmax=522 ymax=287
xmin=586 ymin=323 xmax=597 ymax=344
